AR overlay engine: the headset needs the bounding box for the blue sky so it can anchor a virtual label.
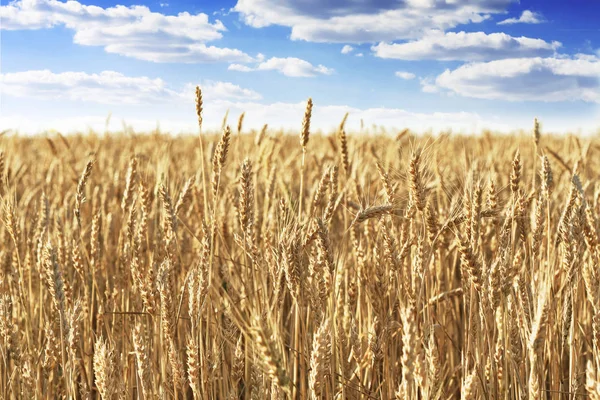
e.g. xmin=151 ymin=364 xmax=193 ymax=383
xmin=1 ymin=0 xmax=599 ymax=134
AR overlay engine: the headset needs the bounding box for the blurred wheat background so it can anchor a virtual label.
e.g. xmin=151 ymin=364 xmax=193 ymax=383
xmin=0 ymin=91 xmax=599 ymax=399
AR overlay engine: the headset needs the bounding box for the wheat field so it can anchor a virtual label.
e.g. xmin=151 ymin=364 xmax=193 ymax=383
xmin=0 ymin=92 xmax=599 ymax=399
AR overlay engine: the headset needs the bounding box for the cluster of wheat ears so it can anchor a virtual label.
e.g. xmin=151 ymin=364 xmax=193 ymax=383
xmin=0 ymin=89 xmax=599 ymax=399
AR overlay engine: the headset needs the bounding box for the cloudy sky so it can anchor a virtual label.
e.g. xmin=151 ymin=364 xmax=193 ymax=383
xmin=1 ymin=0 xmax=599 ymax=134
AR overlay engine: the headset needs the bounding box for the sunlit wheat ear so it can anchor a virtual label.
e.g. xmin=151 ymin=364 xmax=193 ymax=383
xmin=533 ymin=117 xmax=541 ymax=145
xmin=186 ymin=336 xmax=200 ymax=398
xmin=2 ymin=200 xmax=20 ymax=248
xmin=351 ymin=205 xmax=394 ymax=227
xmin=339 ymin=127 xmax=350 ymax=176
xmin=300 ymin=97 xmax=313 ymax=149
xmin=249 ymin=315 xmax=291 ymax=394
xmin=174 ymin=176 xmax=195 ymax=216
xmin=309 ymin=319 xmax=331 ymax=399
xmin=238 ymin=158 xmax=254 ymax=236
xmin=338 ymin=112 xmax=349 ymax=132
xmin=376 ymin=161 xmax=395 ymax=205
xmin=397 ymin=304 xmax=417 ymax=399
xmin=211 ymin=125 xmax=232 ymax=204
xmin=43 ymin=321 xmax=59 ymax=371
xmin=94 ymin=337 xmax=116 ymax=400
xmin=309 ymin=167 xmax=330 ymax=217
xmin=425 ymin=202 xmax=439 ymax=244
xmin=486 ymin=178 xmax=498 ymax=215
xmin=220 ymin=109 xmax=229 ymax=131
xmin=89 ymin=213 xmax=101 ymax=270
xmin=132 ymin=323 xmax=152 ymax=399
xmin=461 ymin=369 xmax=478 ymax=400
xmin=315 ymin=218 xmax=334 ymax=274
xmin=423 ymin=327 xmax=441 ymax=398
xmin=43 ymin=243 xmax=66 ymax=318
xmin=195 ymin=86 xmax=203 ymax=130
xmin=469 ymin=182 xmax=483 ymax=247
xmin=583 ymin=261 xmax=600 ymax=308
xmin=0 ymin=295 xmax=12 ymax=343
xmin=587 ymin=361 xmax=600 ymax=399
xmin=541 ymin=155 xmax=553 ymax=198
xmin=66 ymin=300 xmax=81 ymax=359
xmin=74 ymin=159 xmax=94 ymax=226
xmin=237 ymin=112 xmax=245 ymax=135
xmin=255 ymin=124 xmax=268 ymax=146
xmin=0 ymin=295 xmax=19 ymax=374
xmin=323 ymin=165 xmax=338 ymax=224
xmin=216 ymin=125 xmax=232 ymax=168
xmin=158 ymin=184 xmax=176 ymax=237
xmin=121 ymin=156 xmax=137 ymax=213
xmin=409 ymin=148 xmax=426 ymax=212
xmin=510 ymin=150 xmax=521 ymax=197
xmin=456 ymin=234 xmax=482 ymax=292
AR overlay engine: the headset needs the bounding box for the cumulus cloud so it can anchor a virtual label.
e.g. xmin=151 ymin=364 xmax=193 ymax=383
xmin=419 ymin=78 xmax=439 ymax=93
xmin=0 ymin=70 xmax=262 ymax=104
xmin=0 ymin=0 xmax=253 ymax=63
xmin=341 ymin=45 xmax=354 ymax=54
xmin=233 ymin=0 xmax=515 ymax=43
xmin=0 ymin=70 xmax=177 ymax=104
xmin=373 ymin=31 xmax=561 ymax=61
xmin=228 ymin=57 xmax=334 ymax=77
xmin=498 ymin=10 xmax=544 ymax=25
xmin=433 ymin=56 xmax=600 ymax=102
xmin=191 ymin=81 xmax=262 ymax=100
xmin=395 ymin=71 xmax=416 ymax=80
xmin=228 ymin=64 xmax=254 ymax=72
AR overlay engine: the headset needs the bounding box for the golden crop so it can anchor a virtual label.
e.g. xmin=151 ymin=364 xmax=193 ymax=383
xmin=0 ymin=94 xmax=598 ymax=399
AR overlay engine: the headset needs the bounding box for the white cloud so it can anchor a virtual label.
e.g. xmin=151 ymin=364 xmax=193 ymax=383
xmin=341 ymin=45 xmax=354 ymax=54
xmin=0 ymin=114 xmax=197 ymax=135
xmin=498 ymin=10 xmax=544 ymax=25
xmin=420 ymin=78 xmax=439 ymax=93
xmin=577 ymin=53 xmax=599 ymax=62
xmin=355 ymin=53 xmax=364 ymax=57
xmin=0 ymin=70 xmax=261 ymax=104
xmin=191 ymin=81 xmax=262 ymax=100
xmin=228 ymin=64 xmax=254 ymax=72
xmin=258 ymin=58 xmax=334 ymax=76
xmin=434 ymin=56 xmax=600 ymax=102
xmin=395 ymin=71 xmax=416 ymax=80
xmin=373 ymin=31 xmax=561 ymax=61
xmin=233 ymin=0 xmax=516 ymax=43
xmin=228 ymin=57 xmax=334 ymax=77
xmin=0 ymin=70 xmax=176 ymax=104
xmin=0 ymin=0 xmax=253 ymax=63
xmin=0 ymin=101 xmax=515 ymax=134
